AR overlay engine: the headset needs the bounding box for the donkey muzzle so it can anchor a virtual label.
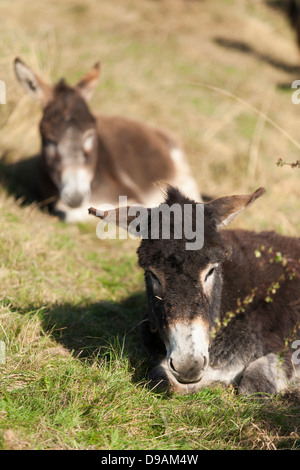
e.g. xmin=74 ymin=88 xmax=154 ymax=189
xmin=61 ymin=189 xmax=89 ymax=208
xmin=168 ymin=354 xmax=208 ymax=384
xmin=166 ymin=320 xmax=209 ymax=384
xmin=60 ymin=168 xmax=91 ymax=208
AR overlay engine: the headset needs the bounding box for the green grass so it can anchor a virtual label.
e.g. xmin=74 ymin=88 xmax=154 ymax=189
xmin=1 ymin=0 xmax=300 ymax=450
xmin=2 ymin=302 xmax=300 ymax=450
xmin=0 ymin=197 xmax=300 ymax=451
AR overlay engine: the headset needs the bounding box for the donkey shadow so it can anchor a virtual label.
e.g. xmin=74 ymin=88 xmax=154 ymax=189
xmin=214 ymin=37 xmax=300 ymax=76
xmin=0 ymin=153 xmax=57 ymax=212
xmin=39 ymin=291 xmax=149 ymax=382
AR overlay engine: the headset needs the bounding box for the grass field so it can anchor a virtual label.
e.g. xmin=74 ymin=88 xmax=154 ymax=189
xmin=1 ymin=0 xmax=300 ymax=450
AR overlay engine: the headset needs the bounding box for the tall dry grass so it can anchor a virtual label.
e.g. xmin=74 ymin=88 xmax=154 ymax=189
xmin=1 ymin=0 xmax=300 ymax=234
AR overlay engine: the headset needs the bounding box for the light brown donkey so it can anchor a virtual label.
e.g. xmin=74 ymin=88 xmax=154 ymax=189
xmin=14 ymin=58 xmax=199 ymax=222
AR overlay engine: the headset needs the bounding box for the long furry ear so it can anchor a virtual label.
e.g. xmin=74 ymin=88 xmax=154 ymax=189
xmin=88 ymin=205 xmax=150 ymax=237
xmin=88 ymin=206 xmax=141 ymax=226
xmin=76 ymin=62 xmax=101 ymax=101
xmin=14 ymin=57 xmax=52 ymax=108
xmin=206 ymin=187 xmax=266 ymax=229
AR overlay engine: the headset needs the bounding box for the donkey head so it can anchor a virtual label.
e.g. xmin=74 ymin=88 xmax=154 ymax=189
xmin=89 ymin=186 xmax=265 ymax=385
xmin=14 ymin=58 xmax=100 ymax=208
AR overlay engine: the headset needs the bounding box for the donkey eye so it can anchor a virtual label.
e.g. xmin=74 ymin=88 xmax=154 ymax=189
xmin=148 ymin=271 xmax=161 ymax=287
xmin=83 ymin=130 xmax=95 ymax=154
xmin=203 ymin=264 xmax=219 ymax=283
xmin=44 ymin=138 xmax=56 ymax=146
xmin=44 ymin=140 xmax=57 ymax=159
xmin=205 ymin=267 xmax=215 ymax=281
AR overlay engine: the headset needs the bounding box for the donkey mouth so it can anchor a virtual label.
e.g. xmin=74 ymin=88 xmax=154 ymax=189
xmin=172 ymin=371 xmax=204 ymax=385
xmin=176 ymin=376 xmax=202 ymax=385
xmin=168 ymin=357 xmax=206 ymax=384
xmin=66 ymin=197 xmax=85 ymax=208
xmin=61 ymin=190 xmax=90 ymax=209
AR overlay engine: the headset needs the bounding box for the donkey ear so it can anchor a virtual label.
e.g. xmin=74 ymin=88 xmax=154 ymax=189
xmin=14 ymin=57 xmax=52 ymax=108
xmin=88 ymin=205 xmax=150 ymax=237
xmin=76 ymin=62 xmax=101 ymax=101
xmin=207 ymin=187 xmax=266 ymax=229
xmin=88 ymin=206 xmax=136 ymax=228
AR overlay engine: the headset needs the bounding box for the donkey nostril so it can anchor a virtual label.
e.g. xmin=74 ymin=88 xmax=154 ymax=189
xmin=169 ymin=357 xmax=177 ymax=373
xmin=169 ymin=354 xmax=208 ymax=383
xmin=62 ymin=191 xmax=86 ymax=208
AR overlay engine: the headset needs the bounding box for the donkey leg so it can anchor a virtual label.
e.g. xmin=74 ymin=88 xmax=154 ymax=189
xmin=238 ymin=353 xmax=291 ymax=395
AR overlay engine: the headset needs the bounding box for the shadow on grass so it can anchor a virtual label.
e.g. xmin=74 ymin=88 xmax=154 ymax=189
xmin=6 ymin=293 xmax=300 ymax=444
xmin=0 ymin=153 xmax=58 ymax=212
xmin=214 ymin=36 xmax=300 ymax=76
xmin=39 ymin=291 xmax=149 ymax=382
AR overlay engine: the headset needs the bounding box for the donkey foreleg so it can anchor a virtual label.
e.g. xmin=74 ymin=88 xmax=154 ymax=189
xmin=238 ymin=353 xmax=293 ymax=395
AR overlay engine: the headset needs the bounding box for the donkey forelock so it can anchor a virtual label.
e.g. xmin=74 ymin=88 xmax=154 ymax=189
xmin=137 ymin=186 xmax=226 ymax=268
xmin=40 ymin=80 xmax=96 ymax=140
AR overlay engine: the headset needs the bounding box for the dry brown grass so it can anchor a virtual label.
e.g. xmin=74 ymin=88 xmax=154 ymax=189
xmin=1 ymin=0 xmax=300 ymax=236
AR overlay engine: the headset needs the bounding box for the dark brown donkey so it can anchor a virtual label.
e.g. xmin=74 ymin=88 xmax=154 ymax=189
xmin=89 ymin=187 xmax=300 ymax=395
xmin=14 ymin=58 xmax=199 ymax=222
